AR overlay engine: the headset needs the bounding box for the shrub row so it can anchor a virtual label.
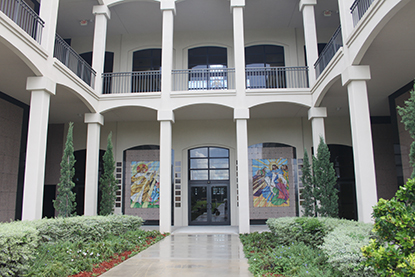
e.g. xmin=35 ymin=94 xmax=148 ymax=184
xmin=267 ymin=217 xmax=376 ymax=277
xmin=0 ymin=222 xmax=39 ymax=276
xmin=0 ymin=215 xmax=143 ymax=276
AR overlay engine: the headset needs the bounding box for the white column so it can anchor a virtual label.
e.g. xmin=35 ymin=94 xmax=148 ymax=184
xmin=22 ymin=77 xmax=56 ymax=220
xmin=158 ymin=110 xmax=174 ymax=233
xmin=92 ymin=5 xmax=111 ymax=94
xmin=39 ymin=0 xmax=60 ymax=56
xmin=300 ymin=0 xmax=318 ymax=85
xmin=308 ymin=107 xmax=327 ymax=155
xmin=235 ymin=109 xmax=250 ymax=234
xmin=84 ymin=113 xmax=104 ymax=216
xmin=231 ymin=0 xmax=246 ymax=99
xmin=160 ymin=1 xmax=175 ymax=101
xmin=342 ymin=65 xmax=378 ymax=223
xmin=337 ymin=0 xmax=355 ymax=42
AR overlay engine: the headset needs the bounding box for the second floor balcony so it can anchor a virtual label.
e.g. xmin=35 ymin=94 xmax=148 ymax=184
xmin=101 ymin=66 xmax=309 ymax=95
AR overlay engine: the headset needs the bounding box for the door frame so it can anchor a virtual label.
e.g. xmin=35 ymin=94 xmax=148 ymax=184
xmin=187 ymin=146 xmax=231 ymax=226
xmin=188 ymin=181 xmax=230 ymax=225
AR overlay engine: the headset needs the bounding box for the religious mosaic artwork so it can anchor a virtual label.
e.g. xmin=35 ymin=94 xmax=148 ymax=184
xmin=130 ymin=161 xmax=160 ymax=208
xmin=252 ymin=158 xmax=289 ymax=207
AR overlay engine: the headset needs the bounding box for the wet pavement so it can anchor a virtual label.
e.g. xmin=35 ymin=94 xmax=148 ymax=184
xmin=100 ymin=226 xmax=268 ymax=277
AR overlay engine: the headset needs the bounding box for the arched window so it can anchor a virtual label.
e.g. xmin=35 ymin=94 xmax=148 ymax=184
xmin=245 ymin=45 xmax=286 ymax=89
xmin=131 ymin=49 xmax=161 ymax=92
xmin=188 ymin=46 xmax=228 ymax=90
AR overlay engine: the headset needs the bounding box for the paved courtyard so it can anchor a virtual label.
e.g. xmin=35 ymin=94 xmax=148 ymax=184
xmin=100 ymin=226 xmax=268 ymax=277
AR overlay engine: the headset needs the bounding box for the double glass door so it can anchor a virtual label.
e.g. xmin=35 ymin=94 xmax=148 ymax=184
xmin=188 ymin=147 xmax=230 ymax=225
xmin=190 ymin=183 xmax=229 ymax=225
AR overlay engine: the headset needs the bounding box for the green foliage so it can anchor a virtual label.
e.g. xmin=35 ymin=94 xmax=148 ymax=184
xmin=0 ymin=222 xmax=39 ymax=276
xmin=266 ymin=217 xmax=328 ymax=248
xmin=319 ymin=221 xmax=376 ymax=277
xmin=25 ymin=229 xmax=165 ymax=277
xmin=0 ymin=215 xmax=146 ymax=276
xmin=362 ymin=178 xmax=415 ymax=276
xmin=313 ymin=137 xmax=339 ymax=217
xmin=301 ymin=149 xmax=315 ymax=217
xmin=397 ymin=82 xmax=415 ymax=178
xmin=53 ymin=122 xmax=77 ymax=217
xmin=99 ymin=132 xmax=118 ymax=216
xmin=33 ymin=215 xmax=144 ymax=243
xmin=240 ymin=232 xmax=334 ymax=277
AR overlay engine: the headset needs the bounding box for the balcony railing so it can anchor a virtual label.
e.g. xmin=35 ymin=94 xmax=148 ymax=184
xmin=315 ymin=26 xmax=343 ymax=78
xmin=172 ymin=68 xmax=235 ymax=91
xmin=102 ymin=71 xmax=161 ymax=94
xmin=54 ymin=34 xmax=96 ymax=88
xmin=0 ymin=0 xmax=44 ymax=43
xmin=246 ymin=67 xmax=309 ymax=89
xmin=351 ymin=0 xmax=375 ymax=26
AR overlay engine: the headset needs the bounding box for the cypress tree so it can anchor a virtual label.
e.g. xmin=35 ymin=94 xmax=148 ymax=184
xmin=313 ymin=137 xmax=339 ymax=217
xmin=301 ymin=149 xmax=315 ymax=217
xmin=397 ymin=82 xmax=415 ymax=178
xmin=53 ymin=122 xmax=77 ymax=217
xmin=99 ymin=132 xmax=117 ymax=215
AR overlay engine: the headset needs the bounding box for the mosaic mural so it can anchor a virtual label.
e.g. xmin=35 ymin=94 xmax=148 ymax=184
xmin=252 ymin=158 xmax=289 ymax=207
xmin=130 ymin=161 xmax=160 ymax=208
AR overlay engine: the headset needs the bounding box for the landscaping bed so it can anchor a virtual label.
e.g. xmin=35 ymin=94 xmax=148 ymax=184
xmin=0 ymin=215 xmax=167 ymax=277
xmin=240 ymin=217 xmax=376 ymax=277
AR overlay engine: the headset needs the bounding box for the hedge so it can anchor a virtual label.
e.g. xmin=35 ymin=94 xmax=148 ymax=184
xmin=0 ymin=215 xmax=143 ymax=276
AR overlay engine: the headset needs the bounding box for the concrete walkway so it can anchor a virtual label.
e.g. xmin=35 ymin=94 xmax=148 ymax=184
xmin=100 ymin=226 xmax=269 ymax=277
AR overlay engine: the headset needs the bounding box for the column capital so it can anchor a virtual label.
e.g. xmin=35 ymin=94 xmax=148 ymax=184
xmin=341 ymin=65 xmax=371 ymax=86
xmin=84 ymin=113 xmax=104 ymax=125
xmin=158 ymin=110 xmax=175 ymax=122
xmin=308 ymin=107 xmax=327 ymax=120
xmin=234 ymin=109 xmax=250 ymax=120
xmin=231 ymin=0 xmax=245 ymax=8
xmin=26 ymin=76 xmax=56 ymax=95
xmin=299 ymin=0 xmax=317 ymax=12
xmin=93 ymin=5 xmax=111 ymax=19
xmin=160 ymin=0 xmax=176 ymax=14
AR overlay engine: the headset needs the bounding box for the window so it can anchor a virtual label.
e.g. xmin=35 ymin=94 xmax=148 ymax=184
xmin=189 ymin=147 xmax=229 ymax=181
xmin=245 ymin=45 xmax=286 ymax=89
xmin=131 ymin=49 xmax=161 ymax=92
xmin=188 ymin=47 xmax=228 ymax=90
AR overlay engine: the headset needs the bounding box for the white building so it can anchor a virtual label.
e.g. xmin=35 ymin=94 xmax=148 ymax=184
xmin=0 ymin=0 xmax=414 ymax=233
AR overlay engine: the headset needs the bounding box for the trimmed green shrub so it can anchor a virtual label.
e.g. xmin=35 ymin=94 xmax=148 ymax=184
xmin=0 ymin=222 xmax=39 ymax=276
xmin=362 ymin=178 xmax=415 ymax=276
xmin=267 ymin=217 xmax=328 ymax=248
xmin=319 ymin=220 xmax=375 ymax=277
xmin=33 ymin=215 xmax=144 ymax=243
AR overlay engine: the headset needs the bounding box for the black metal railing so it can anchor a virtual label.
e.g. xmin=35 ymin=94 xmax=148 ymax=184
xmin=54 ymin=34 xmax=96 ymax=88
xmin=0 ymin=0 xmax=44 ymax=43
xmin=314 ymin=26 xmax=343 ymax=78
xmin=246 ymin=66 xmax=309 ymax=89
xmin=102 ymin=71 xmax=161 ymax=94
xmin=172 ymin=68 xmax=235 ymax=91
xmin=351 ymin=0 xmax=375 ymax=26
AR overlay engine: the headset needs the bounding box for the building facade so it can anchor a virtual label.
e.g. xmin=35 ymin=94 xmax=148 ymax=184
xmin=0 ymin=0 xmax=414 ymax=233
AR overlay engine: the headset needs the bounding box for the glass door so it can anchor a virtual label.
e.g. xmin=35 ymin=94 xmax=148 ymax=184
xmin=189 ymin=183 xmax=229 ymax=225
xmin=188 ymin=147 xmax=230 ymax=225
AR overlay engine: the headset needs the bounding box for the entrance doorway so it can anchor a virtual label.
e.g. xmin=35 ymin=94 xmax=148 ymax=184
xmin=188 ymin=147 xmax=230 ymax=225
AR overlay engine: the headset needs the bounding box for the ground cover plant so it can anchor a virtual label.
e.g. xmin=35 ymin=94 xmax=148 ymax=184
xmin=240 ymin=217 xmax=376 ymax=277
xmin=26 ymin=229 xmax=165 ymax=277
xmin=0 ymin=215 xmax=166 ymax=277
